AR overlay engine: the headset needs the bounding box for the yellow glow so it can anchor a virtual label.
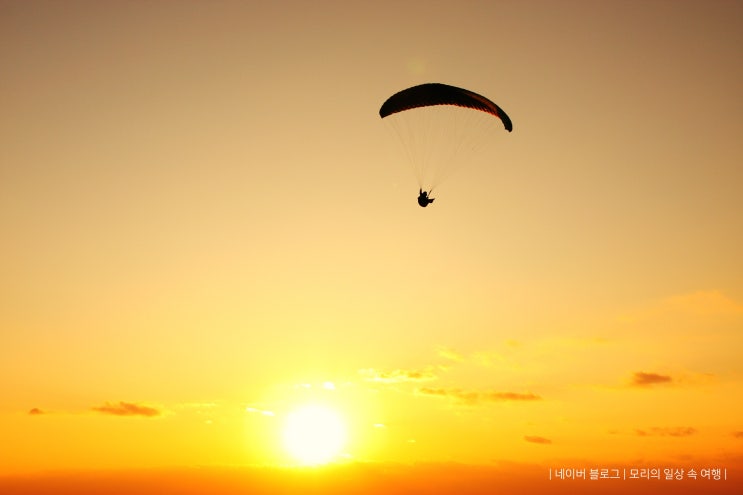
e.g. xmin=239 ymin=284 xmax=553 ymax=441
xmin=282 ymin=404 xmax=347 ymax=465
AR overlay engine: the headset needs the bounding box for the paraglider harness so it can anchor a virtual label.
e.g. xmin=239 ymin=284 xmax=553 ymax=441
xmin=417 ymin=189 xmax=435 ymax=207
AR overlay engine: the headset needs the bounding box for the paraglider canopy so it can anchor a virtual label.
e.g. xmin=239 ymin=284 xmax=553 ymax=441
xmin=379 ymin=83 xmax=513 ymax=194
xmin=379 ymin=83 xmax=512 ymax=132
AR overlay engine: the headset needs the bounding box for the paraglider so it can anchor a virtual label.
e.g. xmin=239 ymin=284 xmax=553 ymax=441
xmin=379 ymin=83 xmax=512 ymax=207
xmin=417 ymin=189 xmax=435 ymax=207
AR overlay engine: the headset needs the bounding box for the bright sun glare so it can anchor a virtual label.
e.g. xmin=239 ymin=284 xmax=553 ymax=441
xmin=282 ymin=404 xmax=347 ymax=465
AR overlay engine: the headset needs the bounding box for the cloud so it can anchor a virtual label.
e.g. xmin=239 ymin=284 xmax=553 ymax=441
xmin=436 ymin=346 xmax=464 ymax=362
xmin=631 ymin=372 xmax=672 ymax=387
xmin=623 ymin=371 xmax=716 ymax=390
xmin=359 ymin=367 xmax=441 ymax=384
xmin=635 ymin=427 xmax=697 ymax=437
xmin=92 ymin=401 xmax=161 ymax=417
xmin=663 ymin=290 xmax=743 ymax=316
xmin=418 ymin=388 xmax=542 ymax=405
xmin=620 ymin=290 xmax=743 ymax=326
xmin=175 ymin=402 xmax=218 ymax=410
xmin=732 ymin=431 xmax=743 ymax=439
xmin=28 ymin=408 xmax=45 ymax=415
xmin=471 ymin=351 xmax=504 ymax=368
xmin=246 ymin=406 xmax=275 ymax=417
xmin=524 ymin=435 xmax=552 ymax=445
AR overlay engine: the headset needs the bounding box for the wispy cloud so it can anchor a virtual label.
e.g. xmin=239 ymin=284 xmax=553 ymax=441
xmin=663 ymin=290 xmax=743 ymax=316
xmin=437 ymin=346 xmax=464 ymax=362
xmin=465 ymin=337 xmax=607 ymax=369
xmin=635 ymin=427 xmax=696 ymax=437
xmin=620 ymin=290 xmax=743 ymax=325
xmin=631 ymin=371 xmax=673 ymax=387
xmin=418 ymin=388 xmax=541 ymax=405
xmin=732 ymin=431 xmax=743 ymax=439
xmin=92 ymin=401 xmax=161 ymax=417
xmin=524 ymin=435 xmax=552 ymax=445
xmin=359 ymin=366 xmax=441 ymax=383
xmin=175 ymin=402 xmax=218 ymax=410
xmin=246 ymin=406 xmax=275 ymax=417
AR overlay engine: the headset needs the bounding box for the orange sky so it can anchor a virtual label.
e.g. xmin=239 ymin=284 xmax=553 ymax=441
xmin=1 ymin=0 xmax=742 ymax=493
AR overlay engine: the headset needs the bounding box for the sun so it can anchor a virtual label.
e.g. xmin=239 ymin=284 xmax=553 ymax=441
xmin=282 ymin=404 xmax=347 ymax=465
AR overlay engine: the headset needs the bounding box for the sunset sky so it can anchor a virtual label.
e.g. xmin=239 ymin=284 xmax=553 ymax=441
xmin=1 ymin=0 xmax=742 ymax=493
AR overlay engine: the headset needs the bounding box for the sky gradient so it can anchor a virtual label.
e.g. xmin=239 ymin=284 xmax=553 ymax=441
xmin=1 ymin=0 xmax=742 ymax=493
